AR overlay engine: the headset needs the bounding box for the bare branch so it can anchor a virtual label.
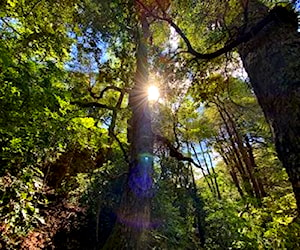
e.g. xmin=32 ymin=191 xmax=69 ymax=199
xmin=157 ymin=13 xmax=274 ymax=60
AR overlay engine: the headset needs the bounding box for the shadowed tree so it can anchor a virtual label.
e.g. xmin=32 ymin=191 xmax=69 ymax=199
xmin=238 ymin=0 xmax=300 ymax=213
xmin=139 ymin=0 xmax=300 ymax=213
xmin=103 ymin=3 xmax=155 ymax=249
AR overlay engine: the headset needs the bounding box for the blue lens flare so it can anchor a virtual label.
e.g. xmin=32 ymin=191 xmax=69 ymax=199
xmin=117 ymin=153 xmax=162 ymax=229
xmin=128 ymin=153 xmax=154 ymax=198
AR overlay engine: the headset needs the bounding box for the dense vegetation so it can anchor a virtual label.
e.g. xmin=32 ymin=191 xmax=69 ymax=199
xmin=0 ymin=0 xmax=299 ymax=249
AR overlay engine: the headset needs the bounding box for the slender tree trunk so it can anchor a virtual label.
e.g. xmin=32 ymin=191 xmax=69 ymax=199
xmin=189 ymin=164 xmax=206 ymax=247
xmin=229 ymin=118 xmax=262 ymax=200
xmin=106 ymin=90 xmax=125 ymax=160
xmin=215 ymin=136 xmax=244 ymax=198
xmin=230 ymin=169 xmax=244 ymax=198
xmin=182 ymin=143 xmax=205 ymax=246
xmin=245 ymin=135 xmax=266 ymax=198
xmin=217 ymin=101 xmax=262 ymax=200
xmin=204 ymin=140 xmax=222 ymax=200
xmin=238 ymin=0 xmax=300 ymax=212
xmin=190 ymin=143 xmax=215 ymax=195
xmin=199 ymin=141 xmax=221 ymax=199
xmin=103 ymin=14 xmax=153 ymax=249
xmin=218 ymin=109 xmax=254 ymax=197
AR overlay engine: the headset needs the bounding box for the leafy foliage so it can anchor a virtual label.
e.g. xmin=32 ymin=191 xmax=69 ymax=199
xmin=200 ymin=163 xmax=299 ymax=249
xmin=0 ymin=0 xmax=299 ymax=249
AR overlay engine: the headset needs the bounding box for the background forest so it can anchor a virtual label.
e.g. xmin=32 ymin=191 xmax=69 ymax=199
xmin=0 ymin=0 xmax=300 ymax=249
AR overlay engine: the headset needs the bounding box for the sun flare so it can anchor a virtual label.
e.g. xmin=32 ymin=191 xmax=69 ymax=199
xmin=147 ymin=85 xmax=160 ymax=101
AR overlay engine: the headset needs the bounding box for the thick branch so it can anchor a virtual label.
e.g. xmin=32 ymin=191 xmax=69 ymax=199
xmin=100 ymin=86 xmax=125 ymax=98
xmin=137 ymin=2 xmax=297 ymax=60
xmin=161 ymin=13 xmax=275 ymax=59
xmin=155 ymin=134 xmax=204 ymax=170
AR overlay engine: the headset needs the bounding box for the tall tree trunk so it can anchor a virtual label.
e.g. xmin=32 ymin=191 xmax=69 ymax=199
xmin=103 ymin=14 xmax=153 ymax=249
xmin=191 ymin=143 xmax=215 ymax=196
xmin=218 ymin=108 xmax=255 ymax=197
xmin=215 ymin=136 xmax=244 ymax=198
xmin=245 ymin=134 xmax=266 ymax=198
xmin=199 ymin=141 xmax=221 ymax=199
xmin=205 ymin=140 xmax=222 ymax=199
xmin=238 ymin=1 xmax=300 ymax=212
xmin=217 ymin=101 xmax=263 ymax=200
xmin=189 ymin=164 xmax=206 ymax=247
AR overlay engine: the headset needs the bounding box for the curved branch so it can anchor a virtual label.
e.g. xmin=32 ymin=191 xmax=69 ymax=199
xmin=137 ymin=2 xmax=297 ymax=60
xmin=158 ymin=13 xmax=274 ymax=60
xmin=72 ymin=86 xmax=127 ymax=111
xmin=155 ymin=134 xmax=204 ymax=170
xmin=99 ymin=86 xmax=126 ymax=98
xmin=88 ymin=86 xmax=127 ymax=100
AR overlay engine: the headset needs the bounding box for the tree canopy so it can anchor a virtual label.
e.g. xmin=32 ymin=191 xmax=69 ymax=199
xmin=0 ymin=0 xmax=300 ymax=249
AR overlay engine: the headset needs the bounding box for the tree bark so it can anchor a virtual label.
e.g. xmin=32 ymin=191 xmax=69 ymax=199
xmin=238 ymin=1 xmax=300 ymax=212
xmin=103 ymin=14 xmax=154 ymax=249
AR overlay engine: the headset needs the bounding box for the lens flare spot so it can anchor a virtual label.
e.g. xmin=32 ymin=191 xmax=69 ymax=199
xmin=147 ymin=85 xmax=159 ymax=101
